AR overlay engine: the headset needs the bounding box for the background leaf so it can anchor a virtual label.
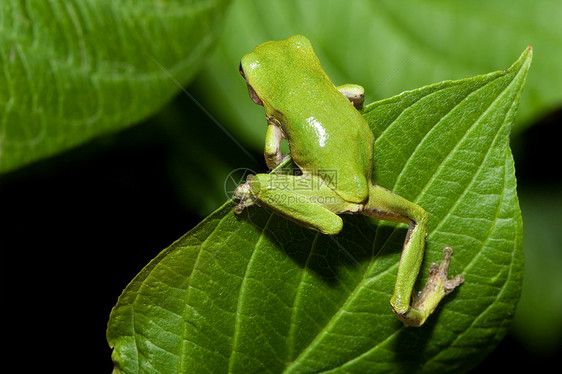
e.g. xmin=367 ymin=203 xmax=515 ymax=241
xmin=107 ymin=47 xmax=531 ymax=373
xmin=512 ymin=189 xmax=562 ymax=354
xmin=0 ymin=0 xmax=230 ymax=173
xmin=190 ymin=0 xmax=561 ymax=151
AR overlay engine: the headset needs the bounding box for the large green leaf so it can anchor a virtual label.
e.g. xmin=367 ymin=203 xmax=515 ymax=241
xmin=0 ymin=0 xmax=230 ymax=173
xmin=107 ymin=47 xmax=530 ymax=373
xmin=191 ymin=0 xmax=560 ymax=150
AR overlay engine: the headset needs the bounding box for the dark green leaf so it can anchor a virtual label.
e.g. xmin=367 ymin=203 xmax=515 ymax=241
xmin=107 ymin=47 xmax=531 ymax=373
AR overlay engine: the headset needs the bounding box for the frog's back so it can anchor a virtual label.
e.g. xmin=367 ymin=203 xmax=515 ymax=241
xmin=284 ymin=88 xmax=374 ymax=204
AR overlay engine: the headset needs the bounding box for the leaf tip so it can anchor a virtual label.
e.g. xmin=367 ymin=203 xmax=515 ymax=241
xmin=525 ymin=45 xmax=533 ymax=59
xmin=525 ymin=45 xmax=534 ymax=62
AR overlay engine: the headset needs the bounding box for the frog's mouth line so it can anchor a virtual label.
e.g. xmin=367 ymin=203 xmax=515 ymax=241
xmin=246 ymin=83 xmax=263 ymax=106
xmin=240 ymin=62 xmax=264 ymax=106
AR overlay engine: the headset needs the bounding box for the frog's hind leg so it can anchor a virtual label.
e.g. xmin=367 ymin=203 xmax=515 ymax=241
xmin=363 ymin=183 xmax=464 ymax=327
xmin=234 ymin=173 xmax=352 ymax=236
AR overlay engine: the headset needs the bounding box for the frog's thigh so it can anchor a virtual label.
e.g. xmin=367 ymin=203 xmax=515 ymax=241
xmin=250 ymin=173 xmax=344 ymax=235
xmin=363 ymin=183 xmax=427 ymax=224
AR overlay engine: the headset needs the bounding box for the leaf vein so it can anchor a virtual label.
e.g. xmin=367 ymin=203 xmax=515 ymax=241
xmin=227 ymin=212 xmax=275 ymax=373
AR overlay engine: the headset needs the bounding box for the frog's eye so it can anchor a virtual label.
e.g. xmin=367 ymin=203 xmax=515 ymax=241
xmin=239 ymin=62 xmax=246 ymax=78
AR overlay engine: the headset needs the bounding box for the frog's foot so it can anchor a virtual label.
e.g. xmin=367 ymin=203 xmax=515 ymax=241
xmin=392 ymin=247 xmax=464 ymax=327
xmin=233 ymin=175 xmax=257 ymax=214
xmin=422 ymin=247 xmax=465 ymax=296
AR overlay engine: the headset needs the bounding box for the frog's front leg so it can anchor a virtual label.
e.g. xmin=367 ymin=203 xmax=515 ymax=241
xmin=264 ymin=121 xmax=288 ymax=170
xmin=364 ymin=183 xmax=464 ymax=327
xmin=336 ymin=84 xmax=365 ymax=109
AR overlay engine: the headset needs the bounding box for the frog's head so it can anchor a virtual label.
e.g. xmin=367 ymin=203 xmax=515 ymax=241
xmin=239 ymin=35 xmax=320 ymax=109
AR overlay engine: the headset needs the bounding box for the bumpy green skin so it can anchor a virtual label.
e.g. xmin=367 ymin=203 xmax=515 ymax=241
xmin=235 ymin=35 xmax=463 ymax=327
xmin=240 ymin=35 xmax=372 ymax=204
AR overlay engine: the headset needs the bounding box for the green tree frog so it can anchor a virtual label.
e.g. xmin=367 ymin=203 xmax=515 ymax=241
xmin=234 ymin=35 xmax=463 ymax=327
